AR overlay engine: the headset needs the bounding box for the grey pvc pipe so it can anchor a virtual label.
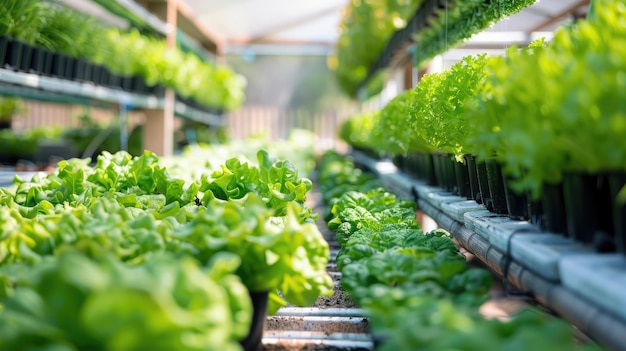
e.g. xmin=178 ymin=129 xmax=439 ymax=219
xmin=353 ymin=150 xmax=626 ymax=350
xmin=418 ymin=197 xmax=626 ymax=351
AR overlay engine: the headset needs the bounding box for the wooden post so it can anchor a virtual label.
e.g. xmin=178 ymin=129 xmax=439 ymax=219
xmin=142 ymin=0 xmax=177 ymax=156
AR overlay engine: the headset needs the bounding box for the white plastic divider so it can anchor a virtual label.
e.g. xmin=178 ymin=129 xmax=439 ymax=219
xmin=350 ymin=149 xmax=626 ymax=351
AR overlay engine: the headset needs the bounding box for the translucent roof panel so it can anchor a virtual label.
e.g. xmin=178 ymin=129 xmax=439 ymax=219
xmin=185 ymin=0 xmax=348 ymax=46
xmin=170 ymin=0 xmax=588 ymax=55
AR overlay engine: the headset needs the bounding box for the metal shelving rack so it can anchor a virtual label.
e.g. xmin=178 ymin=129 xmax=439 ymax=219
xmin=0 ymin=0 xmax=226 ymax=156
xmin=0 ymin=69 xmax=162 ymax=109
xmin=0 ymin=68 xmax=224 ymax=125
xmin=351 ymin=149 xmax=626 ymax=351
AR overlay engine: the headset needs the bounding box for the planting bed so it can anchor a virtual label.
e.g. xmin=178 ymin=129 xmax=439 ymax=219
xmin=261 ymin=189 xmax=372 ymax=351
xmin=259 ymin=170 xmax=578 ymax=351
xmin=350 ymin=149 xmax=624 ymax=351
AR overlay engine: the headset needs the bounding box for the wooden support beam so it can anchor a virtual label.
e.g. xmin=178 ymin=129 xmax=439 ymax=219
xmin=526 ymin=0 xmax=590 ymax=34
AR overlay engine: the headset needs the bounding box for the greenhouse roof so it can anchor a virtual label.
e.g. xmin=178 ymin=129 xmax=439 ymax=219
xmin=62 ymin=0 xmax=589 ymax=56
xmin=175 ymin=0 xmax=589 ymax=55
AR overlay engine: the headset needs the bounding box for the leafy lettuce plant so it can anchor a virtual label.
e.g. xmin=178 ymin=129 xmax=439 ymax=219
xmin=172 ymin=194 xmax=333 ymax=314
xmin=377 ymin=90 xmax=433 ymax=156
xmin=334 ymin=0 xmax=424 ymax=96
xmin=317 ymin=151 xmax=599 ymax=351
xmin=430 ymin=54 xmax=489 ymax=158
xmin=199 ymin=149 xmax=315 ymax=220
xmin=2 ymin=151 xmax=197 ymax=213
xmin=467 ymin=0 xmax=626 ymax=198
xmin=1 ymin=1 xmax=246 ymax=111
xmin=413 ymin=0 xmax=536 ymax=68
xmin=338 ymin=109 xmax=383 ymax=155
xmin=0 ymin=0 xmax=46 ymax=43
xmin=0 ymin=250 xmax=251 ymax=351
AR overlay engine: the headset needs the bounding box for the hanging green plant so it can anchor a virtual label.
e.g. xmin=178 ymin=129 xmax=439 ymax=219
xmin=413 ymin=0 xmax=536 ymax=69
xmin=334 ymin=0 xmax=424 ymax=96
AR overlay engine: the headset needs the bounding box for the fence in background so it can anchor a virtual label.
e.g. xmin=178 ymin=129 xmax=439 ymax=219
xmin=12 ymin=100 xmax=149 ymax=132
xmin=227 ymin=105 xmax=349 ymax=152
xmin=11 ymin=101 xmax=351 ymax=153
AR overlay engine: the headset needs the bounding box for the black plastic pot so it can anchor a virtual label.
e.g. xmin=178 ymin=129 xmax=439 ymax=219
xmin=121 ymin=75 xmax=133 ymax=91
xmin=454 ymin=157 xmax=472 ymax=200
xmin=392 ymin=154 xmax=405 ymax=173
xmin=404 ymin=153 xmax=417 ymax=178
xmin=485 ymin=160 xmax=508 ymax=214
xmin=562 ymin=172 xmax=614 ymax=250
xmin=527 ymin=196 xmax=544 ymax=228
xmin=240 ymin=290 xmax=268 ymax=351
xmin=541 ymin=182 xmax=568 ymax=236
xmin=476 ymin=160 xmax=490 ymax=206
xmin=90 ymin=64 xmax=104 ymax=85
xmin=502 ymin=173 xmax=529 ymax=221
xmin=108 ymin=72 xmax=122 ymax=89
xmin=417 ymin=152 xmax=436 ymax=185
xmin=441 ymin=154 xmax=457 ymax=193
xmin=63 ymin=56 xmax=77 ymax=81
xmin=75 ymin=59 xmax=93 ymax=82
xmin=51 ymin=53 xmax=67 ymax=78
xmin=4 ymin=38 xmax=24 ymax=70
xmin=466 ymin=155 xmax=480 ymax=203
xmin=42 ymin=49 xmax=54 ymax=76
xmin=0 ymin=35 xmax=9 ymax=67
xmin=131 ymin=76 xmax=148 ymax=93
xmin=432 ymin=153 xmax=444 ymax=189
xmin=607 ymin=173 xmax=626 ymax=254
xmin=99 ymin=67 xmax=112 ymax=86
xmin=19 ymin=43 xmax=33 ymax=72
xmin=148 ymin=83 xmax=166 ymax=96
xmin=29 ymin=46 xmax=52 ymax=75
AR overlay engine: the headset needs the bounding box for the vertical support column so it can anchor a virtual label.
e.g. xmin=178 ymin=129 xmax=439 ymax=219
xmin=142 ymin=0 xmax=177 ymax=156
xmin=404 ymin=56 xmax=414 ymax=90
xmin=143 ymin=91 xmax=174 ymax=155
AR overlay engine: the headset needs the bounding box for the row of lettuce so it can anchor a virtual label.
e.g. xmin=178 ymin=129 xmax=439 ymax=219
xmin=333 ymin=0 xmax=535 ymax=97
xmin=339 ymin=0 xmax=625 ymax=205
xmin=1 ymin=0 xmax=245 ymax=110
xmin=319 ymin=150 xmax=603 ymax=350
xmin=0 ymin=132 xmax=332 ymax=350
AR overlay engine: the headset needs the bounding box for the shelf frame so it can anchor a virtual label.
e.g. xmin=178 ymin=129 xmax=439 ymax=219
xmin=0 ymin=68 xmax=223 ymax=156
